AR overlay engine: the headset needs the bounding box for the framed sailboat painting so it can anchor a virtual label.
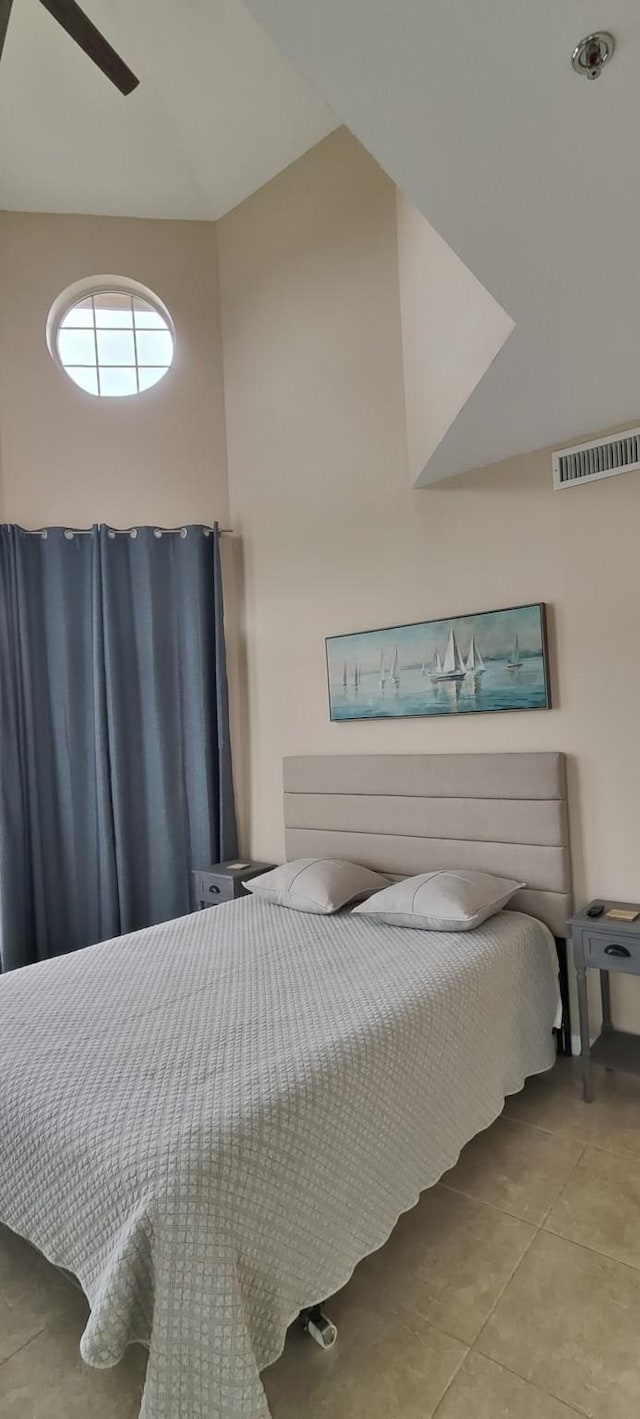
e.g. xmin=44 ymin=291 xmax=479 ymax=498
xmin=326 ymin=602 xmax=551 ymax=721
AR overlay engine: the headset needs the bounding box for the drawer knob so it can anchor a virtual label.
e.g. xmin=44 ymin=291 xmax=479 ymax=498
xmin=604 ymin=943 xmax=631 ymax=958
xmin=209 ymin=884 xmax=221 ymax=895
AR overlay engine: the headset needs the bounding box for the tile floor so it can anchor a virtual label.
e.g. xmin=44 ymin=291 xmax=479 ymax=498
xmin=2 ymin=1058 xmax=640 ymax=1418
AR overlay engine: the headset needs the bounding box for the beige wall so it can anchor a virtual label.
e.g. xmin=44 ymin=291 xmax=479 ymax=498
xmin=0 ymin=212 xmax=228 ymax=527
xmin=0 ymin=209 xmax=246 ymax=836
xmin=219 ymin=128 xmax=640 ymax=1033
xmin=4 ymin=139 xmax=640 ymax=1034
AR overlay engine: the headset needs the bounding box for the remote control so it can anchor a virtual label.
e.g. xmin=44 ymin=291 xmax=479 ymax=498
xmin=587 ymin=902 xmax=605 ymax=918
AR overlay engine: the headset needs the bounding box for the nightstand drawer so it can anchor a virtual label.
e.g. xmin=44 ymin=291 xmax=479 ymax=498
xmin=194 ymin=873 xmax=236 ymax=906
xmin=584 ymin=932 xmax=640 ymax=974
xmin=193 ymin=861 xmax=274 ymax=910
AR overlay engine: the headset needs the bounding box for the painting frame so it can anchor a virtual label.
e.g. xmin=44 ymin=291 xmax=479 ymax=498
xmin=325 ymin=602 xmax=551 ymax=722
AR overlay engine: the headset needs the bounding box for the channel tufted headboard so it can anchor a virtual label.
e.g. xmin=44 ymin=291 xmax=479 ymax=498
xmin=283 ymin=752 xmax=572 ymax=940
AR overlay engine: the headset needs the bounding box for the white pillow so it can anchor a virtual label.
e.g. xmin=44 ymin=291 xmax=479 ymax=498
xmin=352 ymin=870 xmax=525 ymax=932
xmin=244 ymin=858 xmax=390 ymax=914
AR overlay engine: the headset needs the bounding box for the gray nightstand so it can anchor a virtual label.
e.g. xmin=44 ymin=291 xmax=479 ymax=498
xmin=569 ymin=901 xmax=640 ymax=1102
xmin=193 ymin=860 xmax=274 ymax=910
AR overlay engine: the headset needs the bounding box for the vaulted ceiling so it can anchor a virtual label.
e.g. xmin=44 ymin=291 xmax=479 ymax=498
xmin=243 ymin=0 xmax=640 ymax=481
xmin=4 ymin=1 xmax=640 ymax=481
xmin=0 ymin=0 xmax=337 ymax=220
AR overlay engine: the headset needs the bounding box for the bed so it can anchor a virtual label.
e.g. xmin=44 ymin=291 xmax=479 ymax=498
xmin=0 ymin=752 xmax=572 ymax=1419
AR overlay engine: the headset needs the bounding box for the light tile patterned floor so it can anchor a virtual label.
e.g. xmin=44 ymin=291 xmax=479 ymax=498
xmin=2 ymin=1058 xmax=640 ymax=1418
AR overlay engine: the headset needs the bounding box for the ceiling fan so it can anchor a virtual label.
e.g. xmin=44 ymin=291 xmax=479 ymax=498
xmin=0 ymin=0 xmax=139 ymax=95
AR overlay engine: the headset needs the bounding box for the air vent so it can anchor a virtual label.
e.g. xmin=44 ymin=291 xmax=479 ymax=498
xmin=553 ymin=428 xmax=640 ymax=489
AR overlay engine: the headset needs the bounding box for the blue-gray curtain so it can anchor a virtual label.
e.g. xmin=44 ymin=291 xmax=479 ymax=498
xmin=0 ymin=524 xmax=237 ymax=972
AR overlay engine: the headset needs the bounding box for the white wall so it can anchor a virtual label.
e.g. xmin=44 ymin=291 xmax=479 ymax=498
xmin=218 ymin=128 xmax=640 ymax=1034
xmin=396 ymin=191 xmax=513 ymax=485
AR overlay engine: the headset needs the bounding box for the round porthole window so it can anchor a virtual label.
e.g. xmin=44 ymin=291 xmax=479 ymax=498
xmin=47 ymin=276 xmax=174 ymax=398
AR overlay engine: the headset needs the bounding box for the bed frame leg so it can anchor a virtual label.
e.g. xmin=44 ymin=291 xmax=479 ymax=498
xmin=300 ymin=1305 xmax=338 ymax=1349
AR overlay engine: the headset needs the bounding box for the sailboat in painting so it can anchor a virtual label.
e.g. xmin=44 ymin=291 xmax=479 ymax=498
xmin=391 ymin=646 xmax=400 ymax=687
xmin=342 ymin=660 xmax=348 ymax=689
xmin=429 ymin=648 xmax=443 ymax=680
xmin=379 ymin=650 xmax=387 ymax=690
xmin=433 ymin=627 xmax=466 ymax=681
xmin=507 ymin=633 xmax=523 ymax=668
xmin=465 ymin=634 xmax=485 ymax=675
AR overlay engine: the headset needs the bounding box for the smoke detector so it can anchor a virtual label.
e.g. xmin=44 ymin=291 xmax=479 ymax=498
xmin=571 ymin=32 xmax=615 ymax=80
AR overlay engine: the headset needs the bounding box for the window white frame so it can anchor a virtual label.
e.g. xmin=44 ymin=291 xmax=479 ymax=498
xmin=46 ymin=274 xmax=175 ymax=398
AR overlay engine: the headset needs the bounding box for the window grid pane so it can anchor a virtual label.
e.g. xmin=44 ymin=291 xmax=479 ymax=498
xmin=58 ymin=328 xmax=98 ymax=365
xmin=94 ymin=308 xmax=135 ymax=329
xmin=99 ymin=366 xmax=138 ymax=398
xmin=66 ymin=367 xmax=99 ymax=395
xmin=61 ymin=306 xmax=95 ymax=329
xmin=136 ymin=330 xmax=173 ymax=366
xmin=96 ymin=329 xmax=137 ymax=366
xmin=134 ymin=309 xmax=167 ymax=330
xmin=56 ymin=289 xmax=172 ymax=397
xmin=138 ymin=367 xmax=166 ymax=392
xmin=94 ymin=292 xmax=135 ymax=328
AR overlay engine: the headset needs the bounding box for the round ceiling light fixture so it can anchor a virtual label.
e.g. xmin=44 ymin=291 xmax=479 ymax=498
xmin=571 ymin=31 xmax=615 ymax=80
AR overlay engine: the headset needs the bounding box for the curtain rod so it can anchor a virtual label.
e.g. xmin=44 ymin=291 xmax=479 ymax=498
xmin=14 ymin=524 xmax=234 ymax=535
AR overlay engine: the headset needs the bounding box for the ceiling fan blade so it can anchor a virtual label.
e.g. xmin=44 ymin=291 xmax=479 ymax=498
xmin=38 ymin=0 xmax=139 ymax=95
xmin=0 ymin=0 xmax=15 ymax=64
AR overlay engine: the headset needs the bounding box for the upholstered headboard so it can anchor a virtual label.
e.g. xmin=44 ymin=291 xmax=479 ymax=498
xmin=283 ymin=753 xmax=572 ymax=939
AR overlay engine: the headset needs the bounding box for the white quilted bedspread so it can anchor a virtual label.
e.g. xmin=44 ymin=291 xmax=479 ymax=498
xmin=0 ymin=899 xmax=559 ymax=1418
